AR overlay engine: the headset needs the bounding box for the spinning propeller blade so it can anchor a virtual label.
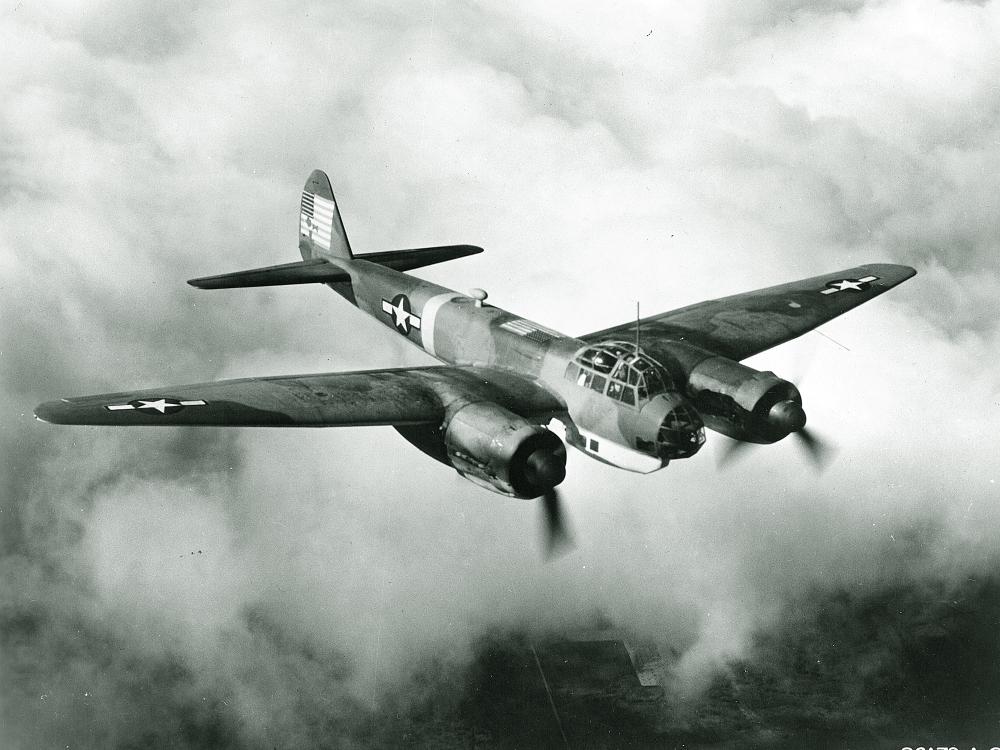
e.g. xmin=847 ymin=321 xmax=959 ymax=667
xmin=795 ymin=426 xmax=835 ymax=470
xmin=540 ymin=488 xmax=573 ymax=558
xmin=717 ymin=436 xmax=753 ymax=468
xmin=717 ymin=424 xmax=834 ymax=472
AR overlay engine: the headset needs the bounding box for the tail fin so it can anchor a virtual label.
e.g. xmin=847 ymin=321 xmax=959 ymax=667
xmin=299 ymin=169 xmax=353 ymax=261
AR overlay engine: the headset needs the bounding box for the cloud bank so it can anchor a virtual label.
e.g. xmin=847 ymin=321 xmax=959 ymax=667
xmin=3 ymin=0 xmax=1000 ymax=746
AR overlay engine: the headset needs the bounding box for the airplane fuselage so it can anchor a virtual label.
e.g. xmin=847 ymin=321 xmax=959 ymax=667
xmin=337 ymin=259 xmax=702 ymax=472
xmin=34 ymin=168 xmax=917 ymax=524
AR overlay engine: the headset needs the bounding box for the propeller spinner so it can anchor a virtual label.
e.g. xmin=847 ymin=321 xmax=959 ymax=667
xmin=718 ymin=398 xmax=833 ymax=471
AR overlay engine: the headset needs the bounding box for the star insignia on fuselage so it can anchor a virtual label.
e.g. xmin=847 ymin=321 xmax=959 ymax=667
xmin=105 ymin=398 xmax=207 ymax=414
xmin=820 ymin=275 xmax=879 ymax=295
xmin=381 ymin=294 xmax=422 ymax=335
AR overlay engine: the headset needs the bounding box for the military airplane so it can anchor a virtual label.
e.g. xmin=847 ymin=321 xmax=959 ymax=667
xmin=36 ymin=169 xmax=916 ymax=553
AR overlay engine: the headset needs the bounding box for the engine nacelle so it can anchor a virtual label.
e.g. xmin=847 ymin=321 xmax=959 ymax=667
xmin=686 ymin=355 xmax=804 ymax=443
xmin=395 ymin=402 xmax=566 ymax=498
xmin=444 ymin=402 xmax=566 ymax=498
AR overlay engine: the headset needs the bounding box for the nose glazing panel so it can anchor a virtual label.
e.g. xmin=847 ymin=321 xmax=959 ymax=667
xmin=657 ymin=404 xmax=705 ymax=459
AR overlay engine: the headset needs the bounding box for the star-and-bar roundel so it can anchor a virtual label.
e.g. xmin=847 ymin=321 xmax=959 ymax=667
xmin=381 ymin=294 xmax=422 ymax=336
xmin=820 ymin=275 xmax=879 ymax=295
xmin=105 ymin=398 xmax=207 ymax=414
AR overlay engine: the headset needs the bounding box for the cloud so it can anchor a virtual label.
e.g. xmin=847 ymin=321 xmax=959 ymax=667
xmin=3 ymin=0 xmax=1000 ymax=746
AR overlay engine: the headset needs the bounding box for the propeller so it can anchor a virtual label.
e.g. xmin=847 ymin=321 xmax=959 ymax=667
xmin=525 ymin=447 xmax=573 ymax=558
xmin=768 ymin=399 xmax=835 ymax=470
xmin=540 ymin=488 xmax=573 ymax=558
xmin=795 ymin=425 xmax=834 ymax=469
xmin=717 ymin=399 xmax=834 ymax=471
xmin=716 ymin=435 xmax=753 ymax=467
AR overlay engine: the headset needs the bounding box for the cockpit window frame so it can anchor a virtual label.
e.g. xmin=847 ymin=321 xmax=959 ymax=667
xmin=566 ymin=341 xmax=674 ymax=407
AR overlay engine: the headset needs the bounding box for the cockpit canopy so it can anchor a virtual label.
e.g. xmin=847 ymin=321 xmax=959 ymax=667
xmin=565 ymin=342 xmax=675 ymax=406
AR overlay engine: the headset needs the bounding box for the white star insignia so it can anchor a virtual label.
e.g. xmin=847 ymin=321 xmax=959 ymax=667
xmin=105 ymin=398 xmax=207 ymax=414
xmin=833 ymin=279 xmax=863 ymax=291
xmin=820 ymin=275 xmax=878 ymax=295
xmin=381 ymin=297 xmax=421 ymax=332
xmin=137 ymin=398 xmax=174 ymax=413
xmin=391 ymin=302 xmax=408 ymax=326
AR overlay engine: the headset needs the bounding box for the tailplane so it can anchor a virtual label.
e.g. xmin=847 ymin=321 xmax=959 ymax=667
xmin=188 ymin=169 xmax=484 ymax=290
xmin=300 ymin=169 xmax=352 ymax=261
xmin=188 ymin=245 xmax=482 ymax=289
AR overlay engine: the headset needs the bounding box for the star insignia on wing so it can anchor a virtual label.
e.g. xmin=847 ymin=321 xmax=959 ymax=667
xmin=820 ymin=275 xmax=879 ymax=295
xmin=105 ymin=398 xmax=207 ymax=414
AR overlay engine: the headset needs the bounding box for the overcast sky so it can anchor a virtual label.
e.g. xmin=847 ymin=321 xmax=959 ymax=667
xmin=3 ymin=0 xmax=1000 ymax=746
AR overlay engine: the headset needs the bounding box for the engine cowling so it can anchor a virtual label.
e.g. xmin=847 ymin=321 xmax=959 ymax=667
xmin=446 ymin=402 xmax=566 ymax=498
xmin=395 ymin=402 xmax=566 ymax=498
xmin=686 ymin=355 xmax=805 ymax=443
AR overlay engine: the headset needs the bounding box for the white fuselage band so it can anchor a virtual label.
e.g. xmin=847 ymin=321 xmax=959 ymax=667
xmin=420 ymin=293 xmax=459 ymax=359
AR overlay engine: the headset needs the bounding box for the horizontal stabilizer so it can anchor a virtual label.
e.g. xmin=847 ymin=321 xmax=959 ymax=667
xmin=188 ymin=258 xmax=349 ymax=289
xmin=188 ymin=245 xmax=483 ymax=290
xmin=357 ymin=244 xmax=483 ymax=271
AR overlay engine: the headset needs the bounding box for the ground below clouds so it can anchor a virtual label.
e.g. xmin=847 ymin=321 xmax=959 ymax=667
xmin=385 ymin=573 xmax=1000 ymax=749
xmin=5 ymin=521 xmax=1000 ymax=748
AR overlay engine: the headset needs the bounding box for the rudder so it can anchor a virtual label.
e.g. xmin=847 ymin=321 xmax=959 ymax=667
xmin=300 ymin=169 xmax=353 ymax=261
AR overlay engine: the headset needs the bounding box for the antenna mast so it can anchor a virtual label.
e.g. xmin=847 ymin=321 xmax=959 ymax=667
xmin=635 ymin=301 xmax=640 ymax=352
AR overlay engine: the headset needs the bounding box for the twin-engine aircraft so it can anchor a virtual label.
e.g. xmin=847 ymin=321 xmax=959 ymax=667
xmin=36 ymin=170 xmax=916 ymax=552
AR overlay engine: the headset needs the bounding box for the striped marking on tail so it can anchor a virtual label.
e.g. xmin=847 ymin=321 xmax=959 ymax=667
xmin=300 ymin=191 xmax=336 ymax=251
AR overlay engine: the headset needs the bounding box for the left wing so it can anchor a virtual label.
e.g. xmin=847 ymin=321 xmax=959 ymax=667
xmin=580 ymin=263 xmax=916 ymax=361
xmin=34 ymin=366 xmax=563 ymax=427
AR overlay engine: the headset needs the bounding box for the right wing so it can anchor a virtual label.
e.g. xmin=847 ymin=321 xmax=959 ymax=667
xmin=580 ymin=263 xmax=916 ymax=361
xmin=34 ymin=366 xmax=563 ymax=427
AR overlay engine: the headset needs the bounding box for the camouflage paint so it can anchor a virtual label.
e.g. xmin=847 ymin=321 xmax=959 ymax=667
xmin=36 ymin=169 xmax=917 ymax=478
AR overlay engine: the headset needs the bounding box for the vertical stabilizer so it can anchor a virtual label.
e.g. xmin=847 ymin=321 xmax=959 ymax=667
xmin=299 ymin=169 xmax=353 ymax=261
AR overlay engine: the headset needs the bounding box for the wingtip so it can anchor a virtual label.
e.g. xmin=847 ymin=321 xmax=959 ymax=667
xmin=887 ymin=262 xmax=917 ymax=278
xmin=187 ymin=277 xmax=219 ymax=289
xmin=33 ymin=401 xmax=63 ymax=424
xmin=864 ymin=262 xmax=917 ymax=278
xmin=888 ymin=263 xmax=918 ymax=283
